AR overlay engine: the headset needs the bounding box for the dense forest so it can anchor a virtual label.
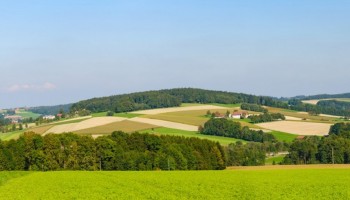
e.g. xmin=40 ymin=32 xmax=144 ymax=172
xmin=70 ymin=88 xmax=286 ymax=113
xmin=0 ymin=131 xmax=226 ymax=171
xmin=29 ymin=104 xmax=72 ymax=115
xmin=199 ymin=118 xmax=277 ymax=143
xmin=283 ymin=123 xmax=350 ymax=164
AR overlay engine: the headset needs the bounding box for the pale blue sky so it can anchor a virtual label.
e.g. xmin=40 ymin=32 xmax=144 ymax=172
xmin=1 ymin=1 xmax=350 ymax=108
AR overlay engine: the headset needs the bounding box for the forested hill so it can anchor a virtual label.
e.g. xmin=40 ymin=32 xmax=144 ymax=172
xmin=28 ymin=104 xmax=72 ymax=115
xmin=70 ymin=88 xmax=285 ymax=113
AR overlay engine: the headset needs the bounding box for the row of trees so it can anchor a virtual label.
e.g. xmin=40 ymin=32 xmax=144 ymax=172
xmin=240 ymin=103 xmax=268 ymax=113
xmin=248 ymin=113 xmax=285 ymax=124
xmin=283 ymin=123 xmax=350 ymax=164
xmin=70 ymin=88 xmax=289 ymax=114
xmin=0 ymin=132 xmax=226 ymax=171
xmin=287 ymin=99 xmax=350 ymax=117
xmin=199 ymin=118 xmax=277 ymax=143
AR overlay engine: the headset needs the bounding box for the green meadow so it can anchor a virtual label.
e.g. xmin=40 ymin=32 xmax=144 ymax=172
xmin=0 ymin=168 xmax=350 ymax=199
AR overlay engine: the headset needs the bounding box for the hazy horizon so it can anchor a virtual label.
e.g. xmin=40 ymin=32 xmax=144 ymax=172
xmin=1 ymin=1 xmax=350 ymax=108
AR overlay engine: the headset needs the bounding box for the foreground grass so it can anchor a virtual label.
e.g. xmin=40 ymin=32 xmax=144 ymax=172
xmin=1 ymin=168 xmax=350 ymax=199
xmin=140 ymin=127 xmax=245 ymax=145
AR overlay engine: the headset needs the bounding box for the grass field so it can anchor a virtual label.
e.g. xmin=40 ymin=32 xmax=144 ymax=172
xmin=269 ymin=131 xmax=298 ymax=142
xmin=15 ymin=110 xmax=41 ymax=119
xmin=75 ymin=120 xmax=158 ymax=135
xmin=265 ymin=155 xmax=285 ymax=165
xmin=1 ymin=168 xmax=350 ymax=199
xmin=140 ymin=127 xmax=245 ymax=145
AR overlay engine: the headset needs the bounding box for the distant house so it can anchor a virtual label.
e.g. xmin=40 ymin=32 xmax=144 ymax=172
xmin=229 ymin=111 xmax=248 ymax=119
xmin=4 ymin=115 xmax=23 ymax=123
xmin=43 ymin=115 xmax=56 ymax=120
xmin=57 ymin=113 xmax=63 ymax=118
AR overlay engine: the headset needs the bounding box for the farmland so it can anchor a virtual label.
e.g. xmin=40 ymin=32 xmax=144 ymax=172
xmin=256 ymin=121 xmax=332 ymax=136
xmin=1 ymin=167 xmax=350 ymax=199
xmin=140 ymin=127 xmax=245 ymax=145
xmin=75 ymin=120 xmax=158 ymax=135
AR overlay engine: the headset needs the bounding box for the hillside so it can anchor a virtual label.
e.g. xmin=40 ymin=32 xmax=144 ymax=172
xmin=70 ymin=88 xmax=285 ymax=113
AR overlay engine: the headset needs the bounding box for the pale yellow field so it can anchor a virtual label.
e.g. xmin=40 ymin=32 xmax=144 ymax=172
xmin=44 ymin=117 xmax=127 ymax=134
xmin=301 ymin=100 xmax=321 ymax=105
xmin=129 ymin=117 xmax=199 ymax=131
xmin=131 ymin=105 xmax=227 ymax=115
xmin=75 ymin=120 xmax=158 ymax=135
xmin=256 ymin=121 xmax=332 ymax=136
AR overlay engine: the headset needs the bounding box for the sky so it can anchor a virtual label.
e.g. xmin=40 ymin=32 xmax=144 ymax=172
xmin=1 ymin=1 xmax=350 ymax=108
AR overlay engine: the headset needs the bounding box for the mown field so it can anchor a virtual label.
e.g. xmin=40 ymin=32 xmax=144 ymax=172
xmin=1 ymin=167 xmax=350 ymax=199
xmin=140 ymin=127 xmax=245 ymax=145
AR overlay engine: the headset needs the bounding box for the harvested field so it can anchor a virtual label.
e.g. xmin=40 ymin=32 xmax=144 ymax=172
xmin=29 ymin=125 xmax=55 ymax=134
xmin=129 ymin=117 xmax=199 ymax=131
xmin=285 ymin=116 xmax=303 ymax=121
xmin=131 ymin=105 xmax=227 ymax=115
xmin=75 ymin=120 xmax=158 ymax=135
xmin=256 ymin=121 xmax=332 ymax=136
xmin=44 ymin=117 xmax=127 ymax=134
xmin=302 ymin=99 xmax=321 ymax=105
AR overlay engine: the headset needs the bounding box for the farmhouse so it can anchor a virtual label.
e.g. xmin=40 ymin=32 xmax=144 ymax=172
xmin=4 ymin=115 xmax=23 ymax=123
xmin=229 ymin=111 xmax=248 ymax=119
xmin=43 ymin=115 xmax=56 ymax=120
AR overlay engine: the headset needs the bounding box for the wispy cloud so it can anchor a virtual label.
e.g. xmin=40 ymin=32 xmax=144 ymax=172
xmin=5 ymin=82 xmax=57 ymax=92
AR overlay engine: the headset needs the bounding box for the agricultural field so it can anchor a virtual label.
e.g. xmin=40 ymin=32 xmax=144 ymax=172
xmin=256 ymin=121 xmax=332 ymax=136
xmin=44 ymin=117 xmax=126 ymax=134
xmin=92 ymin=112 xmax=143 ymax=118
xmin=140 ymin=127 xmax=245 ymax=145
xmin=75 ymin=120 xmax=158 ymax=135
xmin=129 ymin=117 xmax=199 ymax=131
xmin=15 ymin=109 xmax=41 ymax=119
xmin=131 ymin=105 xmax=228 ymax=115
xmin=1 ymin=167 xmax=350 ymax=199
xmin=302 ymin=98 xmax=350 ymax=105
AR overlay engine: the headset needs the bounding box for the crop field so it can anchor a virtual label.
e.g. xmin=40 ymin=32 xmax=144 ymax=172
xmin=140 ymin=127 xmax=244 ymax=145
xmin=129 ymin=117 xmax=199 ymax=131
xmin=1 ymin=167 xmax=350 ymax=199
xmin=75 ymin=120 xmax=158 ymax=135
xmin=266 ymin=107 xmax=338 ymax=122
xmin=131 ymin=105 xmax=227 ymax=115
xmin=257 ymin=121 xmax=332 ymax=136
xmin=302 ymin=98 xmax=350 ymax=105
xmin=44 ymin=117 xmax=127 ymax=134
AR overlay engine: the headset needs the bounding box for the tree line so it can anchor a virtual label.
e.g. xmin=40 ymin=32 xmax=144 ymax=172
xmin=0 ymin=131 xmax=226 ymax=171
xmin=287 ymin=99 xmax=350 ymax=117
xmin=199 ymin=118 xmax=277 ymax=143
xmin=283 ymin=123 xmax=350 ymax=164
xmin=240 ymin=103 xmax=268 ymax=113
xmin=248 ymin=113 xmax=285 ymax=124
